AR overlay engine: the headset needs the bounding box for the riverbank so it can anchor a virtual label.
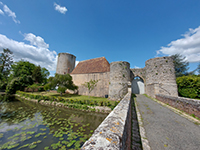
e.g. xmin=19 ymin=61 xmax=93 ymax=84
xmin=15 ymin=94 xmax=112 ymax=113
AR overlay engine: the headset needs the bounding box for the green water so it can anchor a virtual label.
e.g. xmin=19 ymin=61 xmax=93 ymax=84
xmin=0 ymin=96 xmax=108 ymax=150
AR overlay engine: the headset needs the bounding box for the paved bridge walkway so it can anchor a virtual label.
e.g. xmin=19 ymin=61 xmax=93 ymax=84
xmin=135 ymin=94 xmax=200 ymax=150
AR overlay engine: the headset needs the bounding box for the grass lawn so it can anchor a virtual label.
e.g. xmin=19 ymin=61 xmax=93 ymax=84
xmin=31 ymin=91 xmax=115 ymax=104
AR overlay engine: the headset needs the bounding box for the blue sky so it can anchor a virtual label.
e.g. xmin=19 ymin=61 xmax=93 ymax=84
xmin=0 ymin=0 xmax=200 ymax=76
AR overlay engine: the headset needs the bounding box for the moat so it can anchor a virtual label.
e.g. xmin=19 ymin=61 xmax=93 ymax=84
xmin=0 ymin=96 xmax=108 ymax=150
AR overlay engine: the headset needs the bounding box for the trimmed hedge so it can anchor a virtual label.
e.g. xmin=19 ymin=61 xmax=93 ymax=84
xmin=16 ymin=91 xmax=119 ymax=110
xmin=176 ymin=75 xmax=200 ymax=99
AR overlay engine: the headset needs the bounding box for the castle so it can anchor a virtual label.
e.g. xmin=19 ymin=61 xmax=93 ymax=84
xmin=56 ymin=53 xmax=178 ymax=100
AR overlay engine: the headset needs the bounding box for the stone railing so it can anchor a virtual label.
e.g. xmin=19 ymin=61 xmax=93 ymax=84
xmin=156 ymin=94 xmax=200 ymax=119
xmin=81 ymin=92 xmax=132 ymax=150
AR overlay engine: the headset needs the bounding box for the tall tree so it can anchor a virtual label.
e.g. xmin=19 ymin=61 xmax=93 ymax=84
xmin=0 ymin=49 xmax=13 ymax=81
xmin=41 ymin=67 xmax=50 ymax=84
xmin=197 ymin=63 xmax=200 ymax=75
xmin=11 ymin=60 xmax=36 ymax=78
xmin=47 ymin=73 xmax=78 ymax=96
xmin=171 ymin=54 xmax=189 ymax=77
xmin=32 ymin=65 xmax=42 ymax=83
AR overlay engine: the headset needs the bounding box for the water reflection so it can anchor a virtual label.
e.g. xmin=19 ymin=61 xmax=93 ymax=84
xmin=0 ymin=96 xmax=108 ymax=149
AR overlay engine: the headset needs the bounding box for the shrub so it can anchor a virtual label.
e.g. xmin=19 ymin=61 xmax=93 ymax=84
xmin=176 ymin=75 xmax=200 ymax=99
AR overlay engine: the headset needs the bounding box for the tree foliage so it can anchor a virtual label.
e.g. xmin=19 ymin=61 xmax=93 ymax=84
xmin=27 ymin=84 xmax=39 ymax=93
xmin=46 ymin=73 xmax=78 ymax=96
xmin=82 ymin=79 xmax=99 ymax=96
xmin=4 ymin=59 xmax=50 ymax=94
xmin=41 ymin=67 xmax=50 ymax=84
xmin=6 ymin=76 xmax=33 ymax=94
xmin=176 ymin=75 xmax=200 ymax=99
xmin=0 ymin=49 xmax=13 ymax=89
xmin=11 ymin=61 xmax=36 ymax=78
xmin=197 ymin=63 xmax=200 ymax=75
xmin=171 ymin=54 xmax=189 ymax=77
xmin=32 ymin=65 xmax=42 ymax=83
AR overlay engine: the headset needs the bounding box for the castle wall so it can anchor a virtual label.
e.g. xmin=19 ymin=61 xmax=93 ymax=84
xmin=71 ymin=72 xmax=110 ymax=97
xmin=56 ymin=53 xmax=76 ymax=74
xmin=130 ymin=68 xmax=146 ymax=82
xmin=145 ymin=56 xmax=178 ymax=98
xmin=109 ymin=61 xmax=130 ymax=100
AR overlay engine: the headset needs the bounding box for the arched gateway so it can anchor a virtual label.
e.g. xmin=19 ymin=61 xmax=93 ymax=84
xmin=131 ymin=76 xmax=145 ymax=94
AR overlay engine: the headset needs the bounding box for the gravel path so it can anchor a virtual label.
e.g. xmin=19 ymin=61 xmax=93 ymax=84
xmin=136 ymin=94 xmax=200 ymax=150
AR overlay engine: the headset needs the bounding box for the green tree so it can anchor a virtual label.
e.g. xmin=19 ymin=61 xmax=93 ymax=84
xmin=6 ymin=60 xmax=36 ymax=94
xmin=197 ymin=63 xmax=200 ymax=75
xmin=41 ymin=67 xmax=50 ymax=84
xmin=6 ymin=76 xmax=33 ymax=95
xmin=32 ymin=65 xmax=42 ymax=83
xmin=176 ymin=75 xmax=200 ymax=99
xmin=27 ymin=84 xmax=38 ymax=93
xmin=171 ymin=54 xmax=189 ymax=77
xmin=47 ymin=73 xmax=78 ymax=96
xmin=11 ymin=60 xmax=36 ymax=78
xmin=44 ymin=83 xmax=51 ymax=92
xmin=82 ymin=79 xmax=99 ymax=97
xmin=0 ymin=48 xmax=13 ymax=89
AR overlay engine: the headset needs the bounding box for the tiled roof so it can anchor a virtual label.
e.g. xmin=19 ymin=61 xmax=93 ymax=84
xmin=71 ymin=57 xmax=110 ymax=74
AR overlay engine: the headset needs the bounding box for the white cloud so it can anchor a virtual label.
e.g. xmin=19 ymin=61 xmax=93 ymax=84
xmin=0 ymin=9 xmax=4 ymax=15
xmin=75 ymin=61 xmax=79 ymax=66
xmin=134 ymin=66 xmax=140 ymax=69
xmin=24 ymin=33 xmax=49 ymax=49
xmin=0 ymin=2 xmax=20 ymax=23
xmin=54 ymin=3 xmax=67 ymax=14
xmin=0 ymin=33 xmax=57 ymax=71
xmin=157 ymin=26 xmax=200 ymax=63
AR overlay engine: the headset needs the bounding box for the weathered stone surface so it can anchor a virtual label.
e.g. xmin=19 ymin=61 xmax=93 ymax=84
xmin=81 ymin=92 xmax=131 ymax=150
xmin=71 ymin=72 xmax=110 ymax=97
xmin=145 ymin=56 xmax=178 ymax=98
xmin=156 ymin=94 xmax=200 ymax=118
xmin=56 ymin=53 xmax=76 ymax=74
xmin=109 ymin=61 xmax=130 ymax=101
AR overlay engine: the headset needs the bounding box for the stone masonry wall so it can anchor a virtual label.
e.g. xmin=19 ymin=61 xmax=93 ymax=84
xmin=56 ymin=53 xmax=76 ymax=74
xmin=109 ymin=61 xmax=130 ymax=100
xmin=130 ymin=68 xmax=146 ymax=82
xmin=145 ymin=56 xmax=178 ymax=97
xmin=71 ymin=72 xmax=110 ymax=98
xmin=156 ymin=94 xmax=200 ymax=119
xmin=81 ymin=92 xmax=132 ymax=150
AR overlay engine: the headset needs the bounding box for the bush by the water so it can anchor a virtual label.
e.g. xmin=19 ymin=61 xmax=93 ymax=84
xmin=176 ymin=75 xmax=200 ymax=99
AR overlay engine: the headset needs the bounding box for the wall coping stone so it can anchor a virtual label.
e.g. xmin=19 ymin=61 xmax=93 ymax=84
xmin=156 ymin=94 xmax=200 ymax=106
xmin=81 ymin=92 xmax=131 ymax=150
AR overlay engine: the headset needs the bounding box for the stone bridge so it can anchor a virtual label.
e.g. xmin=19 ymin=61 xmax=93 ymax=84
xmin=56 ymin=53 xmax=200 ymax=149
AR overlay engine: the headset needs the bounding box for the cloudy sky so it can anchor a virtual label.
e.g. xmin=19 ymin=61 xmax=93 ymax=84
xmin=0 ymin=0 xmax=200 ymax=76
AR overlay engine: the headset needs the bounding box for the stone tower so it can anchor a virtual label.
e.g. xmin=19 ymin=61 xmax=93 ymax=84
xmin=109 ymin=61 xmax=130 ymax=100
xmin=56 ymin=53 xmax=76 ymax=74
xmin=145 ymin=56 xmax=178 ymax=98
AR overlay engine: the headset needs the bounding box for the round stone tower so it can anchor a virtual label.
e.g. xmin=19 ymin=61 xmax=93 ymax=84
xmin=56 ymin=53 xmax=76 ymax=74
xmin=109 ymin=61 xmax=130 ymax=100
xmin=145 ymin=56 xmax=178 ymax=97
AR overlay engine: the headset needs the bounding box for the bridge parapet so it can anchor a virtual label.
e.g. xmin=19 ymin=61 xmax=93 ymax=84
xmin=81 ymin=92 xmax=132 ymax=150
xmin=156 ymin=94 xmax=200 ymax=119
